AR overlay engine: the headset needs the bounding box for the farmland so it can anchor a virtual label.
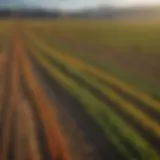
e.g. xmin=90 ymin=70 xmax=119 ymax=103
xmin=25 ymin=20 xmax=160 ymax=99
xmin=0 ymin=19 xmax=160 ymax=160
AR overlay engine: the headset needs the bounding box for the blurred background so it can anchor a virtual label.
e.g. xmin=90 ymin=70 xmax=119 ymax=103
xmin=0 ymin=0 xmax=160 ymax=160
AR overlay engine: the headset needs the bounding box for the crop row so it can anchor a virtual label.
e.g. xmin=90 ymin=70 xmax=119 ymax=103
xmin=24 ymin=31 xmax=160 ymax=137
xmin=25 ymin=21 xmax=160 ymax=55
xmin=24 ymin=32 xmax=160 ymax=160
xmin=19 ymin=38 xmax=69 ymax=160
xmin=24 ymin=31 xmax=160 ymax=114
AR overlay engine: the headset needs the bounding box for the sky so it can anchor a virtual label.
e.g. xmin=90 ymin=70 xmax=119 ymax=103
xmin=35 ymin=0 xmax=160 ymax=9
xmin=0 ymin=0 xmax=160 ymax=9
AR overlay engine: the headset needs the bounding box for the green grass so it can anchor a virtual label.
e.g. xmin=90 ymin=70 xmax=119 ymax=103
xmin=25 ymin=20 xmax=160 ymax=100
xmin=29 ymin=20 xmax=160 ymax=55
xmin=27 ymin=42 xmax=160 ymax=160
xmin=24 ymin=30 xmax=160 ymax=114
xmin=27 ymin=36 xmax=160 ymax=137
xmin=28 ymin=31 xmax=160 ymax=101
xmin=53 ymin=43 xmax=160 ymax=100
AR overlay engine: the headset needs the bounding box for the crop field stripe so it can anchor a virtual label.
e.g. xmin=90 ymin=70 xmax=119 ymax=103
xmin=27 ymin=39 xmax=160 ymax=160
xmin=27 ymin=41 xmax=160 ymax=153
xmin=0 ymin=34 xmax=40 ymax=160
xmin=44 ymin=52 xmax=160 ymax=122
xmin=36 ymin=48 xmax=160 ymax=123
xmin=14 ymin=104 xmax=27 ymax=160
xmin=19 ymin=37 xmax=69 ymax=160
xmin=25 ymin=33 xmax=160 ymax=137
xmin=25 ymin=34 xmax=160 ymax=121
xmin=0 ymin=24 xmax=69 ymax=160
xmin=24 ymin=31 xmax=160 ymax=114
xmin=37 ymin=45 xmax=160 ymax=128
xmin=28 ymin=48 xmax=125 ymax=160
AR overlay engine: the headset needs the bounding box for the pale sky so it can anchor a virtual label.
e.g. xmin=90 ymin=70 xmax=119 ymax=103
xmin=30 ymin=0 xmax=160 ymax=9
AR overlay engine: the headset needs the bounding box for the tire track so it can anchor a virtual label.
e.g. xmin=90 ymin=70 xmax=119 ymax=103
xmin=19 ymin=62 xmax=52 ymax=160
xmin=18 ymin=38 xmax=69 ymax=160
xmin=24 ymin=32 xmax=160 ymax=116
xmin=0 ymin=36 xmax=20 ymax=160
xmin=0 ymin=33 xmax=69 ymax=160
xmin=14 ymin=99 xmax=41 ymax=160
xmin=87 ymin=71 xmax=160 ymax=121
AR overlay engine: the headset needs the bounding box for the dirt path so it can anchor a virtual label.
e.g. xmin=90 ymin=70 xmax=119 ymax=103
xmin=1 ymin=35 xmax=20 ymax=160
xmin=0 ymin=34 xmax=69 ymax=160
xmin=19 ymin=37 xmax=69 ymax=160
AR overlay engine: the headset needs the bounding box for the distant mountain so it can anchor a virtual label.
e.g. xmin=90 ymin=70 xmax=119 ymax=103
xmin=64 ymin=6 xmax=160 ymax=20
xmin=0 ymin=2 xmax=159 ymax=20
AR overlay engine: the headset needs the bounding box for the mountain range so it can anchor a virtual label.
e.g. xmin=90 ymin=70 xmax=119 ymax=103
xmin=0 ymin=1 xmax=159 ymax=20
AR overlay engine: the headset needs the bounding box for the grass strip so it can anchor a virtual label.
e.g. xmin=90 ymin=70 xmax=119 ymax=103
xmin=29 ymin=44 xmax=160 ymax=139
xmin=24 ymin=31 xmax=160 ymax=115
xmin=29 ymin=24 xmax=160 ymax=100
xmin=28 ymin=42 xmax=160 ymax=160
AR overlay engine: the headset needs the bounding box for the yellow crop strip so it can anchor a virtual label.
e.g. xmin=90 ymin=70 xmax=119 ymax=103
xmin=24 ymin=31 xmax=160 ymax=114
xmin=27 ymin=42 xmax=160 ymax=139
xmin=27 ymin=42 xmax=160 ymax=160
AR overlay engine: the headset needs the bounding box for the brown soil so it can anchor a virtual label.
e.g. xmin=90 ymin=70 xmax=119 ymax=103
xmin=0 ymin=35 xmax=69 ymax=160
xmin=0 ymin=53 xmax=7 ymax=106
xmin=19 ymin=37 xmax=69 ymax=160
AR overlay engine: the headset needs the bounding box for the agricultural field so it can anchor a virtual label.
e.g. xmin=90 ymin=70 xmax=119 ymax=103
xmin=25 ymin=20 xmax=160 ymax=100
xmin=0 ymin=19 xmax=160 ymax=160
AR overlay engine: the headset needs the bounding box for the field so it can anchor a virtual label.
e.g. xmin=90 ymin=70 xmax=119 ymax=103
xmin=25 ymin=20 xmax=160 ymax=99
xmin=0 ymin=20 xmax=160 ymax=160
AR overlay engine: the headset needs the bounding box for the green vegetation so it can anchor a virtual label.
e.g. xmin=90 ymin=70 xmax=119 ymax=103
xmin=23 ymin=21 xmax=160 ymax=160
xmin=28 ymin=42 xmax=160 ymax=160
xmin=29 ymin=44 xmax=160 ymax=137
xmin=25 ymin=31 xmax=160 ymax=115
xmin=25 ymin=20 xmax=160 ymax=100
xmin=29 ymin=20 xmax=160 ymax=55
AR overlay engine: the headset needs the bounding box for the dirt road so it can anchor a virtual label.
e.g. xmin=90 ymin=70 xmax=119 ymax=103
xmin=0 ymin=35 xmax=69 ymax=160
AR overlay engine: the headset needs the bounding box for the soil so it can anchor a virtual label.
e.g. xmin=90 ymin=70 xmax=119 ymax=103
xmin=0 ymin=36 xmax=69 ymax=160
